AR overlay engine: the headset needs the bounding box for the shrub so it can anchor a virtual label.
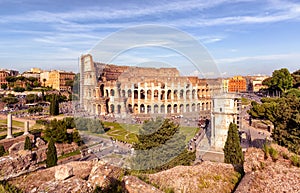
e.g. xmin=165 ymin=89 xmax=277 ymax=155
xmin=290 ymin=155 xmax=300 ymax=167
xmin=24 ymin=136 xmax=32 ymax=150
xmin=269 ymin=147 xmax=279 ymax=162
xmin=0 ymin=145 xmax=5 ymax=157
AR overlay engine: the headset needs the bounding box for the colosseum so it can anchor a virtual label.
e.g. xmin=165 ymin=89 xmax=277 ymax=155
xmin=79 ymin=54 xmax=222 ymax=119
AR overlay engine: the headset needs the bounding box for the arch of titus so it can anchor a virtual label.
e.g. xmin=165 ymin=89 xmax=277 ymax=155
xmin=80 ymin=54 xmax=222 ymax=117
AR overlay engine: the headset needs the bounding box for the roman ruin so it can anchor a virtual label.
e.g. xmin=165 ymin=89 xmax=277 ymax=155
xmin=79 ymin=54 xmax=222 ymax=119
xmin=6 ymin=114 xmax=13 ymax=139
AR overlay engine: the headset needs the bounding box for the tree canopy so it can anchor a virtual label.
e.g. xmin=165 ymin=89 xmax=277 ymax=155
xmin=263 ymin=68 xmax=293 ymax=93
xmin=131 ymin=118 xmax=187 ymax=170
xmin=248 ymin=95 xmax=300 ymax=153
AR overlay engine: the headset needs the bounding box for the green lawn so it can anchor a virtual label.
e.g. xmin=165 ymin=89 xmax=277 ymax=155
xmin=102 ymin=122 xmax=199 ymax=144
xmin=0 ymin=119 xmax=24 ymax=128
xmin=179 ymin=126 xmax=200 ymax=143
xmin=104 ymin=122 xmax=139 ymax=144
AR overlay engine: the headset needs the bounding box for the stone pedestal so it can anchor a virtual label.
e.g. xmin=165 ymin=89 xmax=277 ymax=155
xmin=6 ymin=114 xmax=13 ymax=139
xmin=23 ymin=121 xmax=29 ymax=135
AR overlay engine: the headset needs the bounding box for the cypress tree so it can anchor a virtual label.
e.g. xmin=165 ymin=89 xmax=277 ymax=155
xmin=24 ymin=136 xmax=32 ymax=150
xmin=224 ymin=123 xmax=244 ymax=166
xmin=46 ymin=138 xmax=58 ymax=168
xmin=0 ymin=145 xmax=5 ymax=157
xmin=50 ymin=94 xmax=59 ymax=116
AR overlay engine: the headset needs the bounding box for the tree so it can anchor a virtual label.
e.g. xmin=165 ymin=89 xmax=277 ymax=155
xmin=25 ymin=94 xmax=40 ymax=104
xmin=46 ymin=138 xmax=57 ymax=168
xmin=44 ymin=119 xmax=68 ymax=143
xmin=49 ymin=94 xmax=59 ymax=116
xmin=0 ymin=145 xmax=5 ymax=157
xmin=291 ymin=69 xmax=300 ymax=88
xmin=267 ymin=68 xmax=293 ymax=93
xmin=1 ymin=83 xmax=7 ymax=90
xmin=24 ymin=136 xmax=32 ymax=150
xmin=248 ymin=95 xmax=300 ymax=153
xmin=1 ymin=96 xmax=19 ymax=105
xmin=132 ymin=118 xmax=186 ymax=170
xmin=13 ymin=86 xmax=25 ymax=92
xmin=42 ymin=78 xmax=47 ymax=87
xmin=224 ymin=123 xmax=244 ymax=167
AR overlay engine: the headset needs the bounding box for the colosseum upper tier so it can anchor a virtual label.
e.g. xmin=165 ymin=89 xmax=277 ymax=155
xmin=80 ymin=54 xmax=222 ymax=118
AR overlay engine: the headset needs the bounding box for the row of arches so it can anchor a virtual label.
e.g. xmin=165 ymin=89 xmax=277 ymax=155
xmin=98 ymin=87 xmax=210 ymax=100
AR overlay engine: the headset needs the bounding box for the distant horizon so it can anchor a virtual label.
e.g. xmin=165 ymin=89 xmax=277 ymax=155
xmin=1 ymin=0 xmax=300 ymax=77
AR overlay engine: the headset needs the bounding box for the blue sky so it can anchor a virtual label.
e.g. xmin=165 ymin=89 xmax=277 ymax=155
xmin=0 ymin=0 xmax=300 ymax=77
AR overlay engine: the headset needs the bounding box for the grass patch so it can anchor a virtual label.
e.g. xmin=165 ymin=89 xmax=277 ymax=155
xmin=290 ymin=155 xmax=300 ymax=167
xmin=103 ymin=122 xmax=139 ymax=144
xmin=58 ymin=149 xmax=81 ymax=160
xmin=179 ymin=126 xmax=199 ymax=142
xmin=0 ymin=119 xmax=24 ymax=128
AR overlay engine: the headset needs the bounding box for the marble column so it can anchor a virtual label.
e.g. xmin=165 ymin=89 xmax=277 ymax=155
xmin=6 ymin=114 xmax=13 ymax=138
xmin=23 ymin=121 xmax=29 ymax=135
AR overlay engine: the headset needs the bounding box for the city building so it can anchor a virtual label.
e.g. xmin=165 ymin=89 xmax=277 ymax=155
xmin=0 ymin=70 xmax=9 ymax=88
xmin=0 ymin=69 xmax=19 ymax=89
xmin=80 ymin=54 xmax=222 ymax=117
xmin=228 ymin=76 xmax=247 ymax=93
xmin=21 ymin=68 xmax=43 ymax=82
xmin=222 ymin=79 xmax=229 ymax=93
xmin=245 ymin=76 xmax=269 ymax=92
xmin=41 ymin=70 xmax=75 ymax=91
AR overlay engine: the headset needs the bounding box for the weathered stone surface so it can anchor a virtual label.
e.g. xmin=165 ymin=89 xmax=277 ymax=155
xmin=235 ymin=145 xmax=300 ymax=193
xmin=8 ymin=141 xmax=25 ymax=155
xmin=88 ymin=160 xmax=123 ymax=189
xmin=148 ymin=162 xmax=239 ymax=193
xmin=35 ymin=137 xmax=46 ymax=147
xmin=123 ymin=176 xmax=163 ymax=193
xmin=55 ymin=165 xmax=74 ymax=180
xmin=36 ymin=176 xmax=92 ymax=193
xmin=0 ymin=150 xmax=37 ymax=180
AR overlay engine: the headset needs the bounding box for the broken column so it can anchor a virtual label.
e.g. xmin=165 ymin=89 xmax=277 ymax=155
xmin=23 ymin=121 xmax=29 ymax=135
xmin=6 ymin=114 xmax=13 ymax=139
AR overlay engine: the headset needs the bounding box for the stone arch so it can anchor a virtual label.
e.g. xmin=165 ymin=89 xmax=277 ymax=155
xmin=154 ymin=104 xmax=159 ymax=113
xmin=180 ymin=89 xmax=184 ymax=99
xmin=197 ymin=103 xmax=200 ymax=111
xmin=186 ymin=90 xmax=190 ymax=100
xmin=117 ymin=104 xmax=121 ymax=114
xmin=140 ymin=104 xmax=145 ymax=113
xmin=186 ymin=104 xmax=190 ymax=112
xmin=202 ymin=102 xmax=205 ymax=110
xmin=100 ymin=84 xmax=104 ymax=97
xmin=106 ymin=89 xmax=109 ymax=97
xmin=174 ymin=104 xmax=178 ymax=113
xmin=192 ymin=103 xmax=196 ymax=112
xmin=122 ymin=90 xmax=126 ymax=97
xmin=147 ymin=105 xmax=151 ymax=113
xmin=167 ymin=104 xmax=172 ymax=113
xmin=128 ymin=89 xmax=132 ymax=97
xmin=134 ymin=90 xmax=138 ymax=99
xmin=134 ymin=104 xmax=138 ymax=114
xmin=197 ymin=89 xmax=201 ymax=98
xmin=180 ymin=104 xmax=184 ymax=113
xmin=147 ymin=90 xmax=152 ymax=99
xmin=161 ymin=90 xmax=165 ymax=100
xmin=140 ymin=89 xmax=145 ymax=99
xmin=154 ymin=90 xmax=158 ymax=100
xmin=174 ymin=90 xmax=178 ymax=100
xmin=128 ymin=104 xmax=133 ymax=113
xmin=160 ymin=104 xmax=165 ymax=113
xmin=110 ymin=89 xmax=115 ymax=96
xmin=167 ymin=90 xmax=172 ymax=100
xmin=206 ymin=102 xmax=209 ymax=110
xmin=192 ymin=89 xmax=196 ymax=99
xmin=110 ymin=104 xmax=114 ymax=113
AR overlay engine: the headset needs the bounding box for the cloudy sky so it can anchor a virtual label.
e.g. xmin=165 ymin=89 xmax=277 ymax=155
xmin=0 ymin=0 xmax=300 ymax=77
